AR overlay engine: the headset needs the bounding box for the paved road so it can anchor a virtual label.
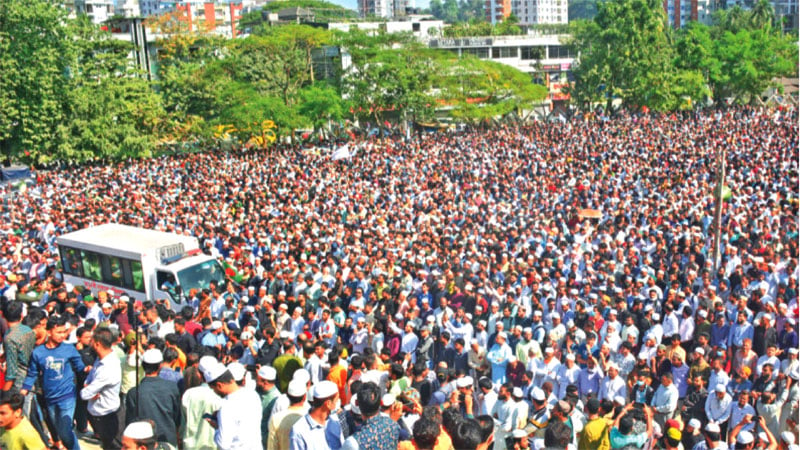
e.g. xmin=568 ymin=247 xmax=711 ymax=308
xmin=78 ymin=434 xmax=102 ymax=449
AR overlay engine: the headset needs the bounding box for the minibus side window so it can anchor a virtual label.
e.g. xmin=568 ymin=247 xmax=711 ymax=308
xmin=61 ymin=247 xmax=83 ymax=277
xmin=81 ymin=251 xmax=102 ymax=281
xmin=130 ymin=261 xmax=145 ymax=292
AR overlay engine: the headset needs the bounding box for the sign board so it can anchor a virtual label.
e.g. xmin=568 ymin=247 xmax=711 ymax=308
xmin=158 ymin=243 xmax=185 ymax=263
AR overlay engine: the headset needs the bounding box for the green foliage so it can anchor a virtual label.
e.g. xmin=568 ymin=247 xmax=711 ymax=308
xmin=0 ymin=0 xmax=162 ymax=163
xmin=0 ymin=0 xmax=71 ymax=163
xmin=568 ymin=0 xmax=794 ymax=111
xmin=342 ymin=46 xmax=437 ymax=125
xmin=260 ymin=0 xmax=358 ymax=21
xmin=569 ymin=0 xmax=599 ymax=21
xmin=436 ymin=56 xmax=548 ymax=123
xmin=430 ymin=0 xmax=486 ymax=24
xmin=443 ymin=16 xmax=523 ymax=37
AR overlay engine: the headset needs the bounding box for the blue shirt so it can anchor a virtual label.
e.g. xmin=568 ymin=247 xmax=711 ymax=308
xmin=671 ymin=364 xmax=690 ymax=397
xmin=710 ymin=323 xmax=730 ymax=347
xmin=290 ymin=414 xmax=344 ymax=450
xmin=201 ymin=331 xmax=226 ymax=348
xmin=728 ymin=322 xmax=753 ymax=348
xmin=578 ymin=368 xmax=602 ymax=398
xmin=23 ymin=342 xmax=85 ymax=403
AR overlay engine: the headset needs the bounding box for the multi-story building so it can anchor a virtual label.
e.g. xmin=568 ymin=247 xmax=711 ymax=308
xmin=327 ymin=19 xmax=445 ymax=39
xmin=773 ymin=0 xmax=798 ymax=32
xmin=74 ymin=0 xmax=115 ymax=23
xmin=359 ymin=0 xmax=394 ymax=18
xmin=486 ymin=0 xmax=512 ymax=24
xmin=512 ymin=0 xmax=568 ymax=25
xmin=394 ymin=0 xmax=414 ymax=16
xmin=428 ymin=33 xmax=575 ymax=110
xmin=664 ymin=0 xmax=712 ymax=27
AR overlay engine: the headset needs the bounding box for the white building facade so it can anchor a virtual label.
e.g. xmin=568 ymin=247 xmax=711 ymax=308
xmin=512 ymin=0 xmax=568 ymax=25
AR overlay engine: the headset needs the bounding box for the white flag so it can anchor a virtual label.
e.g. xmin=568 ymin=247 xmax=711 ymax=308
xmin=331 ymin=144 xmax=350 ymax=161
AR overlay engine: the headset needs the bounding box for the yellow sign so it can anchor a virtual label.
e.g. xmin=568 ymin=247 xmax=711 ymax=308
xmin=213 ymin=121 xmax=277 ymax=147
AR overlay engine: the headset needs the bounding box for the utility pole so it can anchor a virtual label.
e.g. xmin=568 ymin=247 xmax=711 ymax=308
xmin=712 ymin=146 xmax=726 ymax=272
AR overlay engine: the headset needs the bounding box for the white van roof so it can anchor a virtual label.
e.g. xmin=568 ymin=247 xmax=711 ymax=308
xmin=57 ymin=224 xmax=199 ymax=258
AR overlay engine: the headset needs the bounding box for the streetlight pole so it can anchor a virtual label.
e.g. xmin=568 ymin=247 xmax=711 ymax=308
xmin=712 ymin=146 xmax=726 ymax=272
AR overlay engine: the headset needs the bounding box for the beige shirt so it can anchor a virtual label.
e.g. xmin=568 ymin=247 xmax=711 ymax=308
xmin=267 ymin=404 xmax=307 ymax=450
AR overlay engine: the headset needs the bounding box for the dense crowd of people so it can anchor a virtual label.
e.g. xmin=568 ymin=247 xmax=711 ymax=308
xmin=0 ymin=105 xmax=797 ymax=450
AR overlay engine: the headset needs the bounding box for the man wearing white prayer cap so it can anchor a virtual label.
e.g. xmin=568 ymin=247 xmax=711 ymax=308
xmin=125 ymin=348 xmax=181 ymax=448
xmin=257 ymin=365 xmax=280 ymax=444
xmin=268 ymin=380 xmax=309 ymax=450
xmin=181 ymin=357 xmax=222 ymax=450
xmin=289 ymin=380 xmax=344 ymax=450
xmin=122 ymin=420 xmax=157 ymax=450
xmin=206 ymin=361 xmax=263 ymax=449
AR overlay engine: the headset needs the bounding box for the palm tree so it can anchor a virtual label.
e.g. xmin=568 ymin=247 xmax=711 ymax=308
xmin=749 ymin=0 xmax=775 ymax=30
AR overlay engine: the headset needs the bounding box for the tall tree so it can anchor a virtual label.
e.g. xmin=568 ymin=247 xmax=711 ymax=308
xmin=567 ymin=0 xmax=707 ymax=111
xmin=0 ymin=0 xmax=72 ymax=163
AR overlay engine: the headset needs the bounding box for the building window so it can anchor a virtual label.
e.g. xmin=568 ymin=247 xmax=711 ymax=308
xmin=492 ymin=47 xmax=518 ymax=58
xmin=464 ymin=47 xmax=490 ymax=58
xmin=548 ymin=45 xmax=573 ymax=58
xmin=521 ymin=46 xmax=545 ymax=60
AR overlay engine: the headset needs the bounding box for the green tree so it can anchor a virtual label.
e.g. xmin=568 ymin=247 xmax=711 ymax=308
xmin=494 ymin=14 xmax=523 ymax=35
xmin=457 ymin=0 xmax=486 ymax=22
xmin=748 ymin=0 xmax=775 ymax=29
xmin=56 ymin=17 xmax=165 ymax=161
xmin=436 ymin=56 xmax=547 ymax=124
xmin=710 ymin=28 xmax=795 ymax=103
xmin=297 ymin=84 xmax=345 ymax=132
xmin=567 ymin=0 xmax=706 ymax=111
xmin=569 ymin=0 xmax=598 ymax=20
xmin=342 ymin=46 xmax=437 ymax=129
xmin=0 ymin=0 xmax=72 ymax=163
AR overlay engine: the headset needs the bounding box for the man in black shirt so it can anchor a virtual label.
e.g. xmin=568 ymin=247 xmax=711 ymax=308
xmin=125 ymin=349 xmax=182 ymax=448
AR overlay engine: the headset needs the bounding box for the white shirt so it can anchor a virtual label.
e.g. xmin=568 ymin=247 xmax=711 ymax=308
xmin=480 ymin=390 xmax=498 ymax=416
xmin=662 ymin=312 xmax=680 ymax=338
xmin=349 ymin=328 xmax=369 ymax=354
xmin=679 ymin=316 xmax=695 ymax=342
xmin=492 ymin=399 xmax=513 ymax=432
xmin=215 ymin=386 xmax=263 ymax=450
xmin=651 ymin=383 xmax=679 ymax=415
xmin=401 ymin=332 xmax=419 ymax=362
xmin=708 ymin=369 xmax=730 ymax=392
xmin=704 ymin=393 xmax=733 ymax=424
xmin=80 ymin=351 xmax=121 ymax=416
xmin=181 ymin=383 xmax=222 ymax=449
xmin=306 ymin=355 xmax=326 ymax=384
xmin=598 ymin=375 xmax=627 ymax=402
xmin=756 ymin=355 xmax=780 ymax=377
xmin=557 ymin=364 xmax=581 ymax=399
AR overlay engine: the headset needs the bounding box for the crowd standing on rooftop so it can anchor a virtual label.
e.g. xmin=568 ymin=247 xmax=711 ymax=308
xmin=0 ymin=106 xmax=797 ymax=450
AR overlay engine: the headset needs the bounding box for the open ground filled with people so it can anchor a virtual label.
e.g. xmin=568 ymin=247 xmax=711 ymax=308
xmin=0 ymin=106 xmax=798 ymax=450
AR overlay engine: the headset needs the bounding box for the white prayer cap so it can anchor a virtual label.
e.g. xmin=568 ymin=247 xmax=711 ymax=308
xmin=123 ymin=421 xmax=155 ymax=440
xmin=288 ymin=380 xmax=307 ymax=397
xmin=312 ymin=380 xmax=338 ymax=399
xmin=293 ymin=369 xmax=311 ymax=385
xmin=202 ymin=362 xmax=227 ymax=384
xmin=736 ymin=431 xmax=754 ymax=445
xmin=381 ymin=394 xmax=396 ymax=407
xmin=258 ymin=366 xmax=277 ymax=381
xmin=142 ymin=349 xmax=163 ymax=365
xmin=227 ymin=362 xmax=246 ymax=381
